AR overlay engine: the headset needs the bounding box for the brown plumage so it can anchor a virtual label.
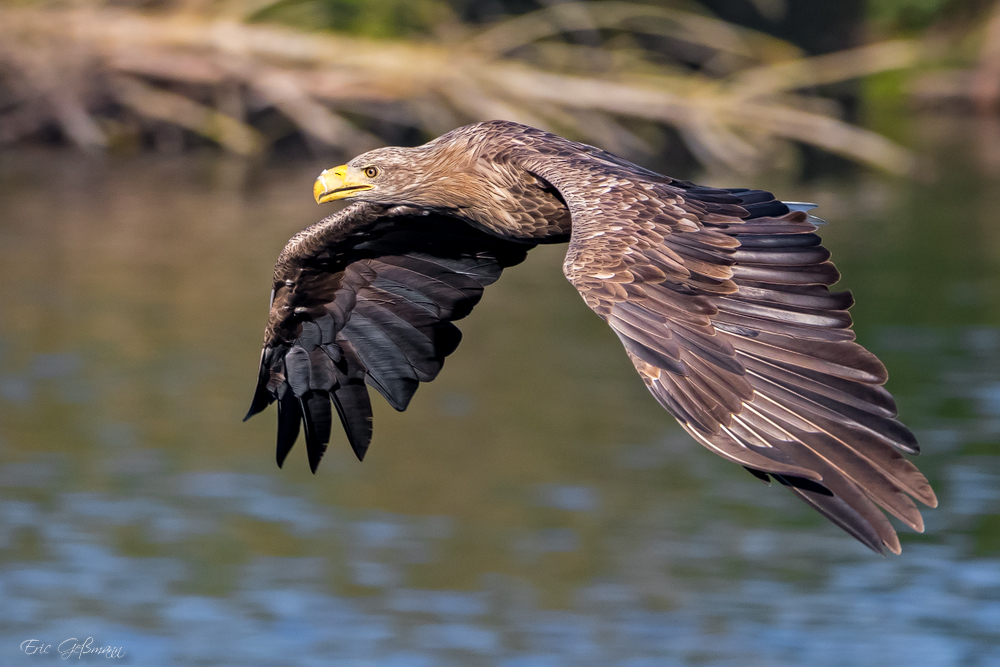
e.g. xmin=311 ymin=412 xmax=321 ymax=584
xmin=245 ymin=120 xmax=936 ymax=554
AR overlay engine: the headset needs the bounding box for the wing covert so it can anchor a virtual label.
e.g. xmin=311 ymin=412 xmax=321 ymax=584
xmin=526 ymin=154 xmax=936 ymax=554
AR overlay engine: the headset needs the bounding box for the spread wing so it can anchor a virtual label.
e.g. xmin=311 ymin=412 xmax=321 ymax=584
xmin=245 ymin=202 xmax=535 ymax=472
xmin=543 ymin=161 xmax=936 ymax=554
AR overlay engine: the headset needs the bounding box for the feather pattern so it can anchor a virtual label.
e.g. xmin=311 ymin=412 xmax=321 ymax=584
xmin=505 ymin=120 xmax=936 ymax=554
xmin=247 ymin=120 xmax=935 ymax=554
xmin=246 ymin=202 xmax=534 ymax=470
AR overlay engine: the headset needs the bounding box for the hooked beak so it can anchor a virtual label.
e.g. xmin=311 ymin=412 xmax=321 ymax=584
xmin=313 ymin=165 xmax=373 ymax=203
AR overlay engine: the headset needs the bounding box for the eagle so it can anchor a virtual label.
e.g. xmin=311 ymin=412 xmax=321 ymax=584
xmin=245 ymin=120 xmax=936 ymax=554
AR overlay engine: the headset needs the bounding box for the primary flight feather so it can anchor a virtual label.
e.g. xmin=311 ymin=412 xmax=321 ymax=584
xmin=245 ymin=120 xmax=936 ymax=555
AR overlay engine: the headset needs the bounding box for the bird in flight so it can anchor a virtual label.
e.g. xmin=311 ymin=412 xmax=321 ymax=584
xmin=245 ymin=120 xmax=936 ymax=554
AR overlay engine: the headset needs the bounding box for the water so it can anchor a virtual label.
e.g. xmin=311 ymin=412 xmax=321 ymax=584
xmin=0 ymin=121 xmax=998 ymax=665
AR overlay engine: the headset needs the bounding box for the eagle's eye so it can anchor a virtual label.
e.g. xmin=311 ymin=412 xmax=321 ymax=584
xmin=363 ymin=166 xmax=379 ymax=179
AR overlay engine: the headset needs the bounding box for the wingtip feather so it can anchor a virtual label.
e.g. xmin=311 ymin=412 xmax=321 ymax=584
xmin=244 ymin=380 xmax=273 ymax=422
xmin=300 ymin=392 xmax=333 ymax=473
xmin=275 ymin=395 xmax=301 ymax=469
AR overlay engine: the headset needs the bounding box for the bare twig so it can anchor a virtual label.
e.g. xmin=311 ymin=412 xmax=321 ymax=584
xmin=111 ymin=74 xmax=262 ymax=155
xmin=250 ymin=68 xmax=380 ymax=153
xmin=729 ymin=40 xmax=921 ymax=98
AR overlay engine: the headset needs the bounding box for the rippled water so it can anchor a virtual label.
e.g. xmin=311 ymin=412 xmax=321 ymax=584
xmin=1 ymin=123 xmax=999 ymax=665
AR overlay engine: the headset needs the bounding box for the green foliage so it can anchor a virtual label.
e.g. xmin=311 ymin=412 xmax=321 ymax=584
xmin=867 ymin=0 xmax=985 ymax=33
xmin=860 ymin=69 xmax=911 ymax=145
xmin=248 ymin=0 xmax=455 ymax=38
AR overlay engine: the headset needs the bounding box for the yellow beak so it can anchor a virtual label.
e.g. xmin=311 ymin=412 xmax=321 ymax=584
xmin=313 ymin=165 xmax=374 ymax=203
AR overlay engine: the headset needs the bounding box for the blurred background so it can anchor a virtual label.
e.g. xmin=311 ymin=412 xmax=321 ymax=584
xmin=2 ymin=0 xmax=1000 ymax=665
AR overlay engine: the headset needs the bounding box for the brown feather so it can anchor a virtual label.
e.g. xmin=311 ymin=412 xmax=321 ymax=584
xmin=247 ymin=120 xmax=934 ymax=554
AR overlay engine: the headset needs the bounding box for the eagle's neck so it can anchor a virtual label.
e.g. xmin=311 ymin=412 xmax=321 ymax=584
xmin=431 ymin=161 xmax=572 ymax=242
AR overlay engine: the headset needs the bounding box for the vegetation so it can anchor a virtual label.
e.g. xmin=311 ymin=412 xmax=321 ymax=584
xmin=1 ymin=0 xmax=998 ymax=175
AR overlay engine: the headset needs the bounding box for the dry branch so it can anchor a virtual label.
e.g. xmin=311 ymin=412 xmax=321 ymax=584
xmin=471 ymin=1 xmax=800 ymax=63
xmin=0 ymin=4 xmax=920 ymax=175
xmin=111 ymin=74 xmax=262 ymax=155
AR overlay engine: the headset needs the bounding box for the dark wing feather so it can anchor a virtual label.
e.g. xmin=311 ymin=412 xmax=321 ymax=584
xmin=522 ymin=142 xmax=936 ymax=554
xmin=246 ymin=202 xmax=534 ymax=471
